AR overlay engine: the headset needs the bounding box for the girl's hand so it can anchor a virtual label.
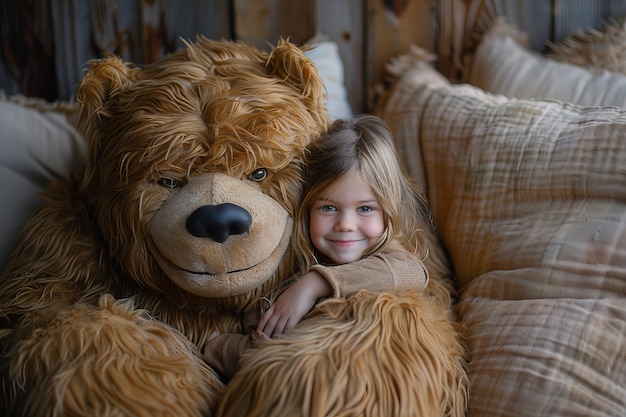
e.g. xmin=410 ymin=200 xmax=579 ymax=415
xmin=257 ymin=271 xmax=332 ymax=338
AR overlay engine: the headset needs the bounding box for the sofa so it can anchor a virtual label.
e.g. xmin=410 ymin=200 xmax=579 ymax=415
xmin=1 ymin=18 xmax=625 ymax=417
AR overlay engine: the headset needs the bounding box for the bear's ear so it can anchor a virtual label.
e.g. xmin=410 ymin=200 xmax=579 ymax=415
xmin=266 ymin=39 xmax=329 ymax=128
xmin=76 ymin=55 xmax=142 ymax=140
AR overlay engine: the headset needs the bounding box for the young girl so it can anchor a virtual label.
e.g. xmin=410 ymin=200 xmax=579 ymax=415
xmin=256 ymin=114 xmax=433 ymax=337
xmin=204 ymin=114 xmax=433 ymax=377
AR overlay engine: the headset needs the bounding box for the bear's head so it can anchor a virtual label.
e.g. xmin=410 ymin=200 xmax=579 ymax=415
xmin=76 ymin=37 xmax=328 ymax=303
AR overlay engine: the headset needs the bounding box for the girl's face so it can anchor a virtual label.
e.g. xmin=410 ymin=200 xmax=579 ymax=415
xmin=309 ymin=171 xmax=385 ymax=265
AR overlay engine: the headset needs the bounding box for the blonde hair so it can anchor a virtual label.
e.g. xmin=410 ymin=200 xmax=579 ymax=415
xmin=292 ymin=114 xmax=434 ymax=273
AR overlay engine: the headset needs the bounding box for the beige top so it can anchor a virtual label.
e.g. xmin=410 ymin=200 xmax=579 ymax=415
xmin=309 ymin=239 xmax=428 ymax=297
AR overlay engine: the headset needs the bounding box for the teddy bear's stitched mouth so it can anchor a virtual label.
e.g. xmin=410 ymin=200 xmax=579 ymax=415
xmin=150 ymin=238 xmax=262 ymax=276
xmin=180 ymin=262 xmax=261 ymax=276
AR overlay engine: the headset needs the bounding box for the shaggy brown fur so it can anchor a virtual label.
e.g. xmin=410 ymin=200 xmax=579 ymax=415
xmin=8 ymin=295 xmax=220 ymax=417
xmin=0 ymin=37 xmax=327 ymax=416
xmin=218 ymin=289 xmax=468 ymax=417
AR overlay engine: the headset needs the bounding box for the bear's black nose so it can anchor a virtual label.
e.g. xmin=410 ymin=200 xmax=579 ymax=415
xmin=186 ymin=203 xmax=252 ymax=243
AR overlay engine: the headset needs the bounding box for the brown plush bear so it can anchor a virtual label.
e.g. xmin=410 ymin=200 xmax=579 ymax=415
xmin=0 ymin=37 xmax=327 ymax=416
xmin=0 ymin=37 xmax=468 ymax=416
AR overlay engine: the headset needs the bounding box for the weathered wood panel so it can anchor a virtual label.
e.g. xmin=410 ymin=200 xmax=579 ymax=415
xmin=553 ymin=0 xmax=626 ymax=42
xmin=51 ymin=0 xmax=94 ymax=102
xmin=366 ymin=0 xmax=437 ymax=109
xmin=315 ymin=0 xmax=365 ymax=113
xmin=3 ymin=0 xmax=626 ymax=110
xmin=489 ymin=0 xmax=552 ymax=51
xmin=233 ymin=0 xmax=315 ymax=49
xmin=1 ymin=0 xmax=234 ymax=100
xmin=139 ymin=0 xmax=234 ymax=63
xmin=434 ymin=0 xmax=626 ymax=81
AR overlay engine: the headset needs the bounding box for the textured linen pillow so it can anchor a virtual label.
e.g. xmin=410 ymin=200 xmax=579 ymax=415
xmin=468 ymin=19 xmax=626 ymax=108
xmin=0 ymin=94 xmax=86 ymax=273
xmin=377 ymin=51 xmax=626 ymax=417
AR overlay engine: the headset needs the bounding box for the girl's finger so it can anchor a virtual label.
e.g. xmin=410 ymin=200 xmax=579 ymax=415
xmin=257 ymin=306 xmax=273 ymax=333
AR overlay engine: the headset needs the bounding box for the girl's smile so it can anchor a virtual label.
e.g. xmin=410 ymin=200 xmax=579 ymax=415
xmin=309 ymin=170 xmax=384 ymax=265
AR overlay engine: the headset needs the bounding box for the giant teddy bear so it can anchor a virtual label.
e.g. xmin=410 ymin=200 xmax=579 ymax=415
xmin=0 ymin=37 xmax=467 ymax=416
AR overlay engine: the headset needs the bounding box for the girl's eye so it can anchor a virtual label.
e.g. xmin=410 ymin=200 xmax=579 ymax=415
xmin=321 ymin=205 xmax=336 ymax=212
xmin=358 ymin=206 xmax=374 ymax=213
xmin=158 ymin=178 xmax=182 ymax=189
xmin=249 ymin=168 xmax=267 ymax=182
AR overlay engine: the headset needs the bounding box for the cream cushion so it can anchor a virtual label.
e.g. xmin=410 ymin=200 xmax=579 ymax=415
xmin=377 ymin=51 xmax=626 ymax=416
xmin=0 ymin=95 xmax=86 ymax=273
xmin=468 ymin=19 xmax=626 ymax=108
xmin=304 ymin=37 xmax=354 ymax=122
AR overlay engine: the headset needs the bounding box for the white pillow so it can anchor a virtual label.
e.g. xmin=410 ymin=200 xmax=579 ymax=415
xmin=468 ymin=19 xmax=626 ymax=108
xmin=304 ymin=37 xmax=353 ymax=122
xmin=0 ymin=94 xmax=86 ymax=273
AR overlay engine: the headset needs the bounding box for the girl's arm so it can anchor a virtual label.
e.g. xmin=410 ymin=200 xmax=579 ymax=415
xmin=256 ymin=270 xmax=331 ymax=337
xmin=258 ymin=240 xmax=428 ymax=337
xmin=310 ymin=239 xmax=429 ymax=297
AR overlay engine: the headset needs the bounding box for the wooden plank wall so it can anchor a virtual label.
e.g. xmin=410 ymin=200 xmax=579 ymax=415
xmin=2 ymin=0 xmax=626 ymax=113
xmin=436 ymin=0 xmax=626 ymax=81
xmin=315 ymin=0 xmax=365 ymax=113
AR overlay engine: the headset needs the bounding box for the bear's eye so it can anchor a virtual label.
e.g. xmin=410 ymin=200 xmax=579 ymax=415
xmin=249 ymin=168 xmax=267 ymax=182
xmin=158 ymin=178 xmax=182 ymax=189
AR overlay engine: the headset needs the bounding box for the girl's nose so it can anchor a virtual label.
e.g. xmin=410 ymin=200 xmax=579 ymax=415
xmin=334 ymin=212 xmax=355 ymax=231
